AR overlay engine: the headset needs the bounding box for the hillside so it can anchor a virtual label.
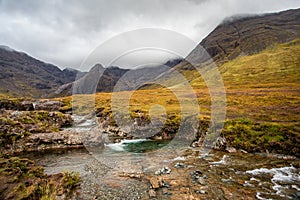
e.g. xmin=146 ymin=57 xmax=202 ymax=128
xmin=54 ymin=38 xmax=299 ymax=156
xmin=0 ymin=46 xmax=81 ymax=97
xmin=188 ymin=8 xmax=300 ymax=64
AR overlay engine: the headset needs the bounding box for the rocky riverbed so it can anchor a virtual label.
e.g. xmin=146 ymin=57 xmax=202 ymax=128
xmin=1 ymin=98 xmax=299 ymax=199
xmin=22 ymin=146 xmax=300 ymax=200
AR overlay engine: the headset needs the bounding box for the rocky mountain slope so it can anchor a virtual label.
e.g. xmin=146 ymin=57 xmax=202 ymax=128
xmin=55 ymin=59 xmax=181 ymax=96
xmin=0 ymin=46 xmax=82 ymax=97
xmin=189 ymin=8 xmax=300 ymax=64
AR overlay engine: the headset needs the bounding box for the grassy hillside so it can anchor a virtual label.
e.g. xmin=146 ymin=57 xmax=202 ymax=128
xmin=218 ymin=38 xmax=300 ymax=123
xmin=58 ymin=38 xmax=300 ymax=124
xmin=52 ymin=39 xmax=300 ymax=155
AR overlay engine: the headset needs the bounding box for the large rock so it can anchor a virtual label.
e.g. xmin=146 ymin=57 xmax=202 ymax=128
xmin=17 ymin=129 xmax=83 ymax=152
xmin=0 ymin=99 xmax=34 ymax=111
xmin=83 ymin=126 xmax=104 ymax=148
xmin=149 ymin=176 xmax=164 ymax=189
xmin=34 ymin=100 xmax=62 ymax=111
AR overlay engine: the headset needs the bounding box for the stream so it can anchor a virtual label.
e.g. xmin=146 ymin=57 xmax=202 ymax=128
xmin=21 ymin=116 xmax=300 ymax=199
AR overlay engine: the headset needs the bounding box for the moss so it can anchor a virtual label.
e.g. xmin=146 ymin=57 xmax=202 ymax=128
xmin=0 ymin=155 xmax=80 ymax=199
xmin=223 ymin=119 xmax=300 ymax=156
xmin=62 ymin=171 xmax=80 ymax=189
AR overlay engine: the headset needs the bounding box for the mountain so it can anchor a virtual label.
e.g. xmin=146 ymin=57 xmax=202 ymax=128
xmin=55 ymin=65 xmax=129 ymax=96
xmin=1 ymin=8 xmax=299 ymax=97
xmin=55 ymin=58 xmax=183 ymax=96
xmin=0 ymin=46 xmax=81 ymax=97
xmin=188 ymin=8 xmax=300 ymax=64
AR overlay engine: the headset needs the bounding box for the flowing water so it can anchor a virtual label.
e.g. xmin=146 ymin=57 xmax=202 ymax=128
xmin=21 ymin=116 xmax=300 ymax=199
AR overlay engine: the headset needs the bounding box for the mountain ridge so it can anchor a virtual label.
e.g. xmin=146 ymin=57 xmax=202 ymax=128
xmin=0 ymin=8 xmax=299 ymax=97
xmin=195 ymin=8 xmax=300 ymax=64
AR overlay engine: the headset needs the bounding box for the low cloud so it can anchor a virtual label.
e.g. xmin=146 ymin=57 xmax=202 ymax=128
xmin=0 ymin=0 xmax=299 ymax=70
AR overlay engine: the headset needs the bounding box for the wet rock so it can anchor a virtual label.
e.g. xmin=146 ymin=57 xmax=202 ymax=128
xmin=240 ymin=149 xmax=248 ymax=154
xmin=226 ymin=146 xmax=237 ymax=153
xmin=191 ymin=140 xmax=199 ymax=148
xmin=195 ymin=190 xmax=206 ymax=194
xmin=190 ymin=170 xmax=208 ymax=185
xmin=149 ymin=189 xmax=156 ymax=198
xmin=83 ymin=127 xmax=104 ymax=148
xmin=214 ymin=136 xmax=227 ymax=150
xmin=190 ymin=170 xmax=202 ymax=182
xmin=174 ymin=162 xmax=185 ymax=168
xmin=294 ymin=191 xmax=300 ymax=199
xmin=155 ymin=166 xmax=171 ymax=175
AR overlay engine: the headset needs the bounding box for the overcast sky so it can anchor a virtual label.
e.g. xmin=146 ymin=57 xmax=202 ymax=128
xmin=0 ymin=0 xmax=299 ymax=70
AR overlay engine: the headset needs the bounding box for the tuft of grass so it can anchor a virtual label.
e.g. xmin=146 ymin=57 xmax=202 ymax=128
xmin=0 ymin=155 xmax=80 ymax=199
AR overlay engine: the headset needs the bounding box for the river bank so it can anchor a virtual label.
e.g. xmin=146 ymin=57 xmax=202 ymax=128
xmin=17 ymin=146 xmax=300 ymax=200
xmin=0 ymin=98 xmax=299 ymax=199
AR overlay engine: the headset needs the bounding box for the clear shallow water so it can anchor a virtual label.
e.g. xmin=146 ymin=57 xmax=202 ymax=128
xmin=20 ymin=115 xmax=300 ymax=199
xmin=21 ymin=144 xmax=300 ymax=199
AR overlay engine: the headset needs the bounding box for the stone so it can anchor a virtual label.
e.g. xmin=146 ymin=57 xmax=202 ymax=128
xmin=197 ymin=177 xmax=207 ymax=185
xmin=162 ymin=188 xmax=169 ymax=195
xmin=226 ymin=146 xmax=237 ymax=153
xmin=191 ymin=141 xmax=199 ymax=148
xmin=19 ymin=101 xmax=34 ymax=111
xmin=195 ymin=190 xmax=206 ymax=194
xmin=190 ymin=170 xmax=202 ymax=181
xmin=240 ymin=149 xmax=248 ymax=154
xmin=154 ymin=170 xmax=161 ymax=175
xmin=155 ymin=166 xmax=171 ymax=175
xmin=149 ymin=189 xmax=156 ymax=198
xmin=34 ymin=100 xmax=62 ymax=111
xmin=149 ymin=176 xmax=163 ymax=189
xmin=170 ymin=180 xmax=180 ymax=187
xmin=174 ymin=162 xmax=185 ymax=168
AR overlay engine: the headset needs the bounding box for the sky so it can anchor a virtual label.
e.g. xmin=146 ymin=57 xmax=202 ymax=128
xmin=0 ymin=0 xmax=299 ymax=70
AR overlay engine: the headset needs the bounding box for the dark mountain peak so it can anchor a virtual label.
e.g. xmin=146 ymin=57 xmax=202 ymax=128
xmin=90 ymin=63 xmax=104 ymax=71
xmin=0 ymin=45 xmax=15 ymax=52
xmin=164 ymin=58 xmax=183 ymax=68
xmin=193 ymin=8 xmax=300 ymax=64
xmin=63 ymin=67 xmax=79 ymax=72
xmin=0 ymin=45 xmax=77 ymax=97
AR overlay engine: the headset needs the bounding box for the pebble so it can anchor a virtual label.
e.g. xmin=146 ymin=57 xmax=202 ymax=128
xmin=197 ymin=177 xmax=207 ymax=185
xmin=195 ymin=190 xmax=206 ymax=194
xmin=149 ymin=189 xmax=156 ymax=198
xmin=174 ymin=162 xmax=185 ymax=168
xmin=154 ymin=166 xmax=171 ymax=175
xmin=226 ymin=146 xmax=237 ymax=153
xmin=162 ymin=188 xmax=169 ymax=195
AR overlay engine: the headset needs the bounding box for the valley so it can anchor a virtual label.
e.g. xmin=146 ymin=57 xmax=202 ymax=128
xmin=0 ymin=8 xmax=299 ymax=200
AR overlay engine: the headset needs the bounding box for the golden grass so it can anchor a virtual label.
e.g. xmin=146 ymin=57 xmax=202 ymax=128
xmin=55 ymin=38 xmax=300 ymax=126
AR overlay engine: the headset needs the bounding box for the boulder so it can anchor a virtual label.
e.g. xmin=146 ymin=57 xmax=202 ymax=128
xmin=34 ymin=100 xmax=62 ymax=111
xmin=149 ymin=176 xmax=163 ymax=189
xmin=19 ymin=101 xmax=34 ymax=111
xmin=149 ymin=189 xmax=156 ymax=198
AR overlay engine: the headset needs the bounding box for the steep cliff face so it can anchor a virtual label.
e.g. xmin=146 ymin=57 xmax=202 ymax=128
xmin=191 ymin=8 xmax=300 ymax=64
